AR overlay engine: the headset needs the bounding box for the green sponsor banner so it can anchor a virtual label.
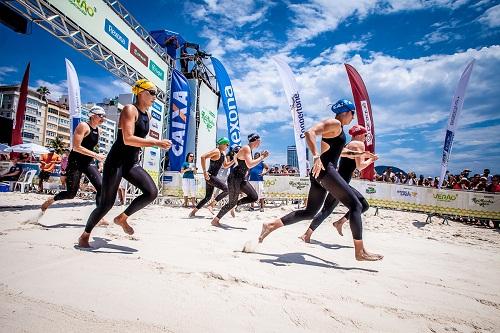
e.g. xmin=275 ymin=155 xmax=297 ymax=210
xmin=149 ymin=60 xmax=164 ymax=80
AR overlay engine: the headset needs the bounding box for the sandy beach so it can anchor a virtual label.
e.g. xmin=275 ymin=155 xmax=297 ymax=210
xmin=0 ymin=192 xmax=499 ymax=332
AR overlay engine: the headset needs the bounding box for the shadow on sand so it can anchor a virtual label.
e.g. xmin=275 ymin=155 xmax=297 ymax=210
xmin=74 ymin=237 xmax=137 ymax=254
xmin=0 ymin=201 xmax=94 ymax=212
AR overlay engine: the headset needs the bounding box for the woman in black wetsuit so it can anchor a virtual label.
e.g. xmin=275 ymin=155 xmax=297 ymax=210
xmin=40 ymin=106 xmax=107 ymax=217
xmin=78 ymin=79 xmax=172 ymax=248
xmin=188 ymin=137 xmax=234 ymax=217
xmin=210 ymin=133 xmax=270 ymax=227
xmin=299 ymin=125 xmax=379 ymax=243
xmin=258 ymin=100 xmax=383 ymax=261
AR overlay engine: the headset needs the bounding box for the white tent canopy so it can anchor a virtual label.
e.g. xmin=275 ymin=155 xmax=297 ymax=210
xmin=0 ymin=143 xmax=10 ymax=153
xmin=5 ymin=143 xmax=50 ymax=155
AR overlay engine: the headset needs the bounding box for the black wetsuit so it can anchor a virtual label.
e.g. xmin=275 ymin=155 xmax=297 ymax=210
xmin=84 ymin=106 xmax=157 ymax=233
xmin=54 ymin=123 xmax=101 ymax=203
xmin=216 ymin=152 xmax=258 ymax=219
xmin=308 ymin=153 xmax=369 ymax=231
xmin=196 ymin=152 xmax=229 ymax=209
xmin=281 ymin=129 xmax=365 ymax=240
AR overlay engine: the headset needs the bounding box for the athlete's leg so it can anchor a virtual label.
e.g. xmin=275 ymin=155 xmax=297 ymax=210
xmin=236 ymin=180 xmax=258 ymax=206
xmin=213 ymin=174 xmax=241 ymax=225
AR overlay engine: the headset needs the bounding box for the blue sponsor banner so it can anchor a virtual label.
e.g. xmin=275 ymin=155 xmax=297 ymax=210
xmin=168 ymin=69 xmax=191 ymax=171
xmin=211 ymin=57 xmax=241 ymax=147
xmin=151 ymin=110 xmax=161 ymax=121
xmin=104 ymin=19 xmax=129 ymax=49
xmin=152 ymin=101 xmax=162 ymax=112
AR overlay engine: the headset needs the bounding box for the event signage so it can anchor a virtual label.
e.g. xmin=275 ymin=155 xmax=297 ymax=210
xmin=142 ymin=99 xmax=165 ymax=187
xmin=65 ymin=59 xmax=82 ymax=148
xmin=46 ymin=0 xmax=169 ymax=89
xmin=211 ymin=57 xmax=241 ymax=148
xmin=272 ymin=56 xmax=308 ymax=177
xmin=151 ymin=110 xmax=161 ymax=121
xmin=438 ymin=60 xmax=475 ymax=188
xmin=345 ymin=64 xmax=376 ymax=180
xmin=196 ymin=81 xmax=218 ymax=169
xmin=169 ymin=69 xmax=191 ymax=171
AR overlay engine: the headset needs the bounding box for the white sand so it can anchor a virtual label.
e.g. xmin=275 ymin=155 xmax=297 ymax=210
xmin=0 ymin=192 xmax=499 ymax=333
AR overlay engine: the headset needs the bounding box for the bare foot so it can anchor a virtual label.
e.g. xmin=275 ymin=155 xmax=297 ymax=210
xmin=114 ymin=214 xmax=134 ymax=235
xmin=41 ymin=198 xmax=55 ymax=212
xmin=188 ymin=208 xmax=198 ymax=218
xmin=355 ymin=252 xmax=383 ymax=261
xmin=211 ymin=217 xmax=221 ymax=227
xmin=299 ymin=228 xmax=313 ymax=243
xmin=230 ymin=208 xmax=236 ymax=218
xmin=259 ymin=220 xmax=284 ymax=243
xmin=362 ymin=248 xmax=384 ymax=260
xmin=97 ymin=219 xmax=109 ymax=227
xmin=332 ymin=217 xmax=347 ymax=236
xmin=78 ymin=233 xmax=91 ymax=248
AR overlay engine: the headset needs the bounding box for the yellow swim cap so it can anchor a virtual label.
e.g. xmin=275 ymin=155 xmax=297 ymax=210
xmin=132 ymin=79 xmax=156 ymax=95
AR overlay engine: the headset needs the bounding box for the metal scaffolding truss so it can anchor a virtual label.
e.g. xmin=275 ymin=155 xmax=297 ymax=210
xmin=5 ymin=0 xmax=173 ymax=104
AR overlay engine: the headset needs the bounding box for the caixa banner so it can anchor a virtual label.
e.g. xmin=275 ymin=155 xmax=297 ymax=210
xmin=169 ymin=69 xmax=191 ymax=171
xmin=211 ymin=57 xmax=241 ymax=148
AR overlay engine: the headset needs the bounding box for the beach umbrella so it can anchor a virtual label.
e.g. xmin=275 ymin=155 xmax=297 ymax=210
xmin=0 ymin=143 xmax=10 ymax=153
xmin=5 ymin=143 xmax=50 ymax=155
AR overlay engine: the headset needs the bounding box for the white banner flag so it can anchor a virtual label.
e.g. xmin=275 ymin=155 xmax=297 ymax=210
xmin=65 ymin=58 xmax=82 ymax=148
xmin=272 ymin=57 xmax=307 ymax=177
xmin=438 ymin=59 xmax=475 ymax=189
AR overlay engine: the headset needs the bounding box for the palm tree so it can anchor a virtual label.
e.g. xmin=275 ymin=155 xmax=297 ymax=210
xmin=48 ymin=136 xmax=66 ymax=154
xmin=36 ymin=86 xmax=50 ymax=101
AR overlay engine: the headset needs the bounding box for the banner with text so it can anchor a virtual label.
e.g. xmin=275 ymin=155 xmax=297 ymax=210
xmin=169 ymin=69 xmax=191 ymax=171
xmin=211 ymin=57 xmax=241 ymax=148
xmin=65 ymin=59 xmax=82 ymax=148
xmin=196 ymin=80 xmax=219 ymax=169
xmin=142 ymin=99 xmax=165 ymax=187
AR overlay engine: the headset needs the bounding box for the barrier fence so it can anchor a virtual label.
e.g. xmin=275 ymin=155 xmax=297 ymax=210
xmin=161 ymin=173 xmax=500 ymax=220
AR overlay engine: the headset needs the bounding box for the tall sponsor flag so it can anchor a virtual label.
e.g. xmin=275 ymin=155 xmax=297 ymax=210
xmin=11 ymin=62 xmax=30 ymax=146
xmin=438 ymin=60 xmax=475 ymax=189
xmin=211 ymin=57 xmax=241 ymax=148
xmin=65 ymin=59 xmax=82 ymax=148
xmin=345 ymin=64 xmax=376 ymax=180
xmin=169 ymin=69 xmax=191 ymax=171
xmin=272 ymin=57 xmax=307 ymax=177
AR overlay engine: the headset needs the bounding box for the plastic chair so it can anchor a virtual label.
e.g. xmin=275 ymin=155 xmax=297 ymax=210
xmin=14 ymin=169 xmax=36 ymax=193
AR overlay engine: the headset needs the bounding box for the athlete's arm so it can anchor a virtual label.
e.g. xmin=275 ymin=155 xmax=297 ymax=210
xmin=261 ymin=163 xmax=270 ymax=175
xmin=120 ymin=105 xmax=171 ymax=150
xmin=345 ymin=141 xmax=378 ymax=171
xmin=73 ymin=122 xmax=105 ymax=162
xmin=240 ymin=146 xmax=266 ymax=169
xmin=200 ymin=149 xmax=218 ymax=176
xmin=306 ymin=118 xmax=341 ymax=178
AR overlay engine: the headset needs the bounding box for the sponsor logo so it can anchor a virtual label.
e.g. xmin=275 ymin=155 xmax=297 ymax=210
xmin=130 ymin=42 xmax=148 ymax=66
xmin=396 ymin=190 xmax=417 ymax=197
xmin=291 ymin=93 xmax=306 ymax=139
xmin=69 ymin=0 xmax=96 ymax=17
xmin=149 ymin=60 xmax=164 ymax=80
xmin=149 ymin=129 xmax=159 ymax=139
xmin=223 ymin=85 xmax=241 ymax=146
xmin=152 ymin=101 xmax=162 ymax=112
xmin=201 ymin=108 xmax=216 ymax=131
xmin=472 ymin=197 xmax=494 ymax=207
xmin=151 ymin=110 xmax=161 ymax=121
xmin=263 ymin=179 xmax=277 ymax=187
xmin=170 ymin=84 xmax=189 ymax=157
xmin=104 ymin=19 xmax=129 ymax=49
xmin=289 ymin=180 xmax=309 ymax=190
xmin=360 ymin=100 xmax=374 ymax=146
xmin=151 ymin=121 xmax=159 ymax=130
xmin=149 ymin=150 xmax=157 ymax=157
xmin=449 ymin=96 xmax=460 ymax=127
xmin=433 ymin=193 xmax=458 ymax=202
xmin=366 ymin=187 xmax=376 ymax=194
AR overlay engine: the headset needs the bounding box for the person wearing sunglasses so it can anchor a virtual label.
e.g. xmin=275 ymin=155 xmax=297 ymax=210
xmin=210 ymin=133 xmax=270 ymax=227
xmin=258 ymin=99 xmax=382 ymax=261
xmin=39 ymin=106 xmax=107 ymax=223
xmin=189 ymin=137 xmax=235 ymax=217
xmin=181 ymin=152 xmax=198 ymax=208
xmin=78 ymin=79 xmax=172 ymax=248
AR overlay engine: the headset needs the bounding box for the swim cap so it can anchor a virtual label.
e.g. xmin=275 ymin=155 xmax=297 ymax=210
xmin=248 ymin=133 xmax=260 ymax=142
xmin=132 ymin=79 xmax=156 ymax=95
xmin=89 ymin=106 xmax=106 ymax=116
xmin=330 ymin=99 xmax=355 ymax=114
xmin=348 ymin=125 xmax=367 ymax=137
xmin=217 ymin=137 xmax=230 ymax=145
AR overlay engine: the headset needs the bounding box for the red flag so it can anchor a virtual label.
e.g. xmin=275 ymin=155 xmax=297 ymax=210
xmin=345 ymin=63 xmax=375 ymax=180
xmin=11 ymin=62 xmax=30 ymax=145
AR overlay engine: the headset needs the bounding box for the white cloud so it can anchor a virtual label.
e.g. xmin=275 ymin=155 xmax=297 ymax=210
xmin=34 ymin=79 xmax=67 ymax=100
xmin=478 ymin=4 xmax=500 ymax=28
xmin=79 ymin=76 xmax=130 ymax=102
xmin=0 ymin=66 xmax=18 ymax=84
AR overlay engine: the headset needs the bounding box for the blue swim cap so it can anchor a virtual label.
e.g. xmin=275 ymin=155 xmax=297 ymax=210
xmin=331 ymin=99 xmax=355 ymax=114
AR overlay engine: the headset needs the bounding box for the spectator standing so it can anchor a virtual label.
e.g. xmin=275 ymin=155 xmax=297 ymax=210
xmin=482 ymin=169 xmax=492 ymax=185
xmin=486 ymin=175 xmax=500 ymax=193
xmin=249 ymin=152 xmax=269 ymax=212
xmin=59 ymin=149 xmax=70 ymax=189
xmin=181 ymin=152 xmax=197 ymax=207
xmin=38 ymin=148 xmax=61 ymax=192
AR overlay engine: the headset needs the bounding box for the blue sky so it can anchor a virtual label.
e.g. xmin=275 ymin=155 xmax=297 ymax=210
xmin=1 ymin=0 xmax=499 ymax=176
